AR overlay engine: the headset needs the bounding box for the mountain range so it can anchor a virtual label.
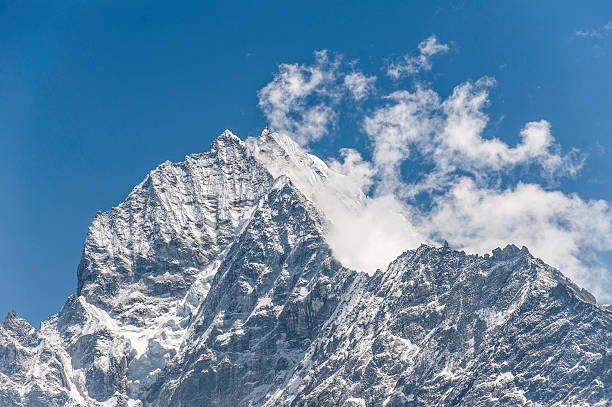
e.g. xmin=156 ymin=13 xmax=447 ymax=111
xmin=1 ymin=129 xmax=611 ymax=406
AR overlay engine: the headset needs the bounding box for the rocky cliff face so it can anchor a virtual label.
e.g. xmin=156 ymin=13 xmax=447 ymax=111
xmin=268 ymin=244 xmax=610 ymax=406
xmin=1 ymin=130 xmax=611 ymax=406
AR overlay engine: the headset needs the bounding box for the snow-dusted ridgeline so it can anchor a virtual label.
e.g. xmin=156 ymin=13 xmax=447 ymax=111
xmin=1 ymin=130 xmax=611 ymax=406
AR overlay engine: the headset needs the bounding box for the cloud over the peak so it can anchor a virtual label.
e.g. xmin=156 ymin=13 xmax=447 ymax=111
xmin=256 ymin=36 xmax=612 ymax=303
xmin=387 ymin=35 xmax=450 ymax=79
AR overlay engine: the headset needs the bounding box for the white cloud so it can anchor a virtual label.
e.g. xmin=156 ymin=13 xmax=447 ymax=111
xmin=256 ymin=37 xmax=612 ymax=303
xmin=575 ymin=20 xmax=612 ymax=38
xmin=324 ymin=148 xmax=427 ymax=272
xmin=324 ymin=193 xmax=426 ymax=274
xmin=344 ymin=72 xmax=376 ymax=100
xmin=436 ymin=79 xmax=583 ymax=177
xmin=327 ymin=148 xmax=375 ymax=194
xmin=258 ymin=51 xmax=376 ymax=146
xmin=363 ymin=77 xmax=583 ymax=197
xmin=363 ymin=86 xmax=440 ymax=196
xmin=424 ymin=178 xmax=612 ymax=302
xmin=257 ymin=50 xmax=341 ymax=145
xmin=387 ymin=35 xmax=449 ymax=79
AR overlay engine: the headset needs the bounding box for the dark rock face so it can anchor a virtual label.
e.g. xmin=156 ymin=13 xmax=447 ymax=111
xmin=1 ymin=130 xmax=611 ymax=406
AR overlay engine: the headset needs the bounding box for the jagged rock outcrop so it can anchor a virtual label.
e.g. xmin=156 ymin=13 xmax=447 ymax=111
xmin=1 ymin=129 xmax=611 ymax=406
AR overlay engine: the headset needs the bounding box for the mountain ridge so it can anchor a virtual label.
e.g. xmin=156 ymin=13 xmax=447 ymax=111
xmin=1 ymin=129 xmax=610 ymax=406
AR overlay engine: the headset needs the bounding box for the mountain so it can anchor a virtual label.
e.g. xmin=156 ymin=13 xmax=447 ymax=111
xmin=1 ymin=129 xmax=611 ymax=407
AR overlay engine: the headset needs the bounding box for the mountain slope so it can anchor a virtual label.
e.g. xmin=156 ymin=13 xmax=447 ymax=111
xmin=154 ymin=178 xmax=357 ymax=406
xmin=1 ymin=129 xmax=611 ymax=407
xmin=268 ymin=244 xmax=611 ymax=406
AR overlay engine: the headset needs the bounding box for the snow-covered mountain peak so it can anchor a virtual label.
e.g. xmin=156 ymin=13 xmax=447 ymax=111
xmin=76 ymin=129 xmax=273 ymax=308
xmin=208 ymin=129 xmax=244 ymax=155
xmin=250 ymin=129 xmax=331 ymax=189
xmin=1 ymin=311 xmax=35 ymax=338
xmin=219 ymin=128 xmax=240 ymax=140
xmin=2 ymin=129 xmax=611 ymax=406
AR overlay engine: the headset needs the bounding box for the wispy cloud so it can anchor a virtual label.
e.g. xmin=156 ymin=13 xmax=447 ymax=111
xmin=387 ymin=35 xmax=450 ymax=79
xmin=257 ymin=50 xmax=340 ymax=146
xmin=344 ymin=72 xmax=376 ymax=101
xmin=257 ymin=51 xmax=375 ymax=146
xmin=575 ymin=20 xmax=612 ymax=38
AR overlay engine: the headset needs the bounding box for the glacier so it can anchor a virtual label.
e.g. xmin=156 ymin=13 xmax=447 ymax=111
xmin=1 ymin=129 xmax=611 ymax=406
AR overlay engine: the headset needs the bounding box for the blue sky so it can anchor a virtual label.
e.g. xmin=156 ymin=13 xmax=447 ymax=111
xmin=1 ymin=0 xmax=612 ymax=326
